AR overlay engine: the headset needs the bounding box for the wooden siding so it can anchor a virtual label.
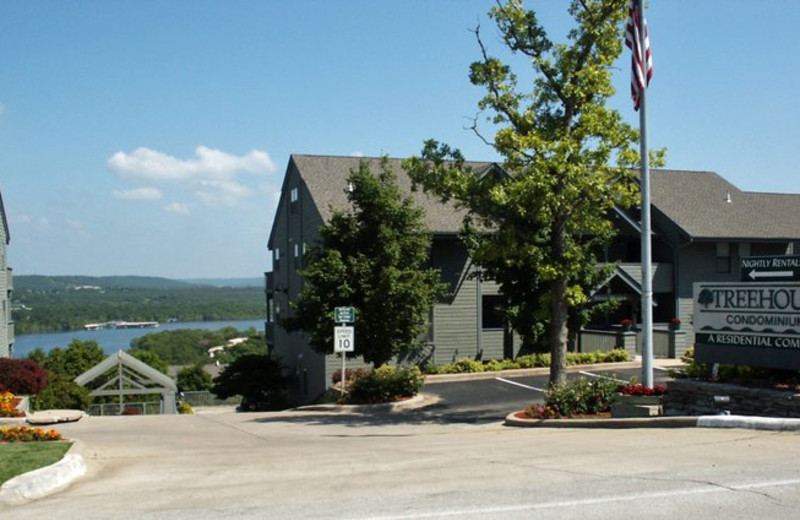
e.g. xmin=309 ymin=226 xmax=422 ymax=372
xmin=429 ymin=240 xmax=509 ymax=363
xmin=617 ymin=262 xmax=673 ymax=293
xmin=579 ymin=330 xmax=618 ymax=353
xmin=268 ymin=163 xmax=331 ymax=404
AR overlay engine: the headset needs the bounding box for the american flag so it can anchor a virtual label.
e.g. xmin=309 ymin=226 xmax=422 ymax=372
xmin=625 ymin=0 xmax=653 ymax=111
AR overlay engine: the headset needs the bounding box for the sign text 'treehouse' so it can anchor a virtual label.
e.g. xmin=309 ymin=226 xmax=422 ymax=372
xmin=693 ymin=282 xmax=800 ymax=369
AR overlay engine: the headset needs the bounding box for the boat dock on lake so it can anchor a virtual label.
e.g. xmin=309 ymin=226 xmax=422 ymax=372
xmin=84 ymin=321 xmax=159 ymax=331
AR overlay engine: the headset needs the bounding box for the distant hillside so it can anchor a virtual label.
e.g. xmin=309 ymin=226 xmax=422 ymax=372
xmin=15 ymin=275 xmax=196 ymax=292
xmin=12 ymin=275 xmax=265 ymax=334
xmin=180 ymin=277 xmax=263 ymax=288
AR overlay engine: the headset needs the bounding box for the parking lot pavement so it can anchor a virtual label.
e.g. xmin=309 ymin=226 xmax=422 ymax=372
xmin=7 ymin=407 xmax=800 ymax=519
xmin=421 ymin=363 xmax=676 ymax=424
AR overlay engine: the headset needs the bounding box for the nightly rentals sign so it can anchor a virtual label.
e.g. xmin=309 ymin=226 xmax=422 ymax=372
xmin=693 ymin=282 xmax=800 ymax=369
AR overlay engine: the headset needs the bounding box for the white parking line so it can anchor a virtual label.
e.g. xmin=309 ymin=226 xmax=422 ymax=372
xmin=494 ymin=377 xmax=545 ymax=392
xmin=578 ymin=370 xmax=628 ymax=384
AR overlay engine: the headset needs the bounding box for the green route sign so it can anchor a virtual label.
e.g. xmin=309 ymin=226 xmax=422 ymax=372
xmin=334 ymin=306 xmax=355 ymax=323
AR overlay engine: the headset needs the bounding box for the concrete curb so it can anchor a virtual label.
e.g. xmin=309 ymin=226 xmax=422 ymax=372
xmin=294 ymin=393 xmax=440 ymax=413
xmin=0 ymin=440 xmax=87 ymax=506
xmin=504 ymin=412 xmax=699 ymax=428
xmin=505 ymin=412 xmax=800 ymax=431
xmin=697 ymin=415 xmax=800 ymax=432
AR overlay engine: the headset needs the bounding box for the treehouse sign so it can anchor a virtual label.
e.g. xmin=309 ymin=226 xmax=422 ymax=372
xmin=693 ymin=282 xmax=800 ymax=369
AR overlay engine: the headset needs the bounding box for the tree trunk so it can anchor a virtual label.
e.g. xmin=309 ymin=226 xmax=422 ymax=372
xmin=548 ymin=276 xmax=569 ymax=387
xmin=548 ymin=214 xmax=569 ymax=387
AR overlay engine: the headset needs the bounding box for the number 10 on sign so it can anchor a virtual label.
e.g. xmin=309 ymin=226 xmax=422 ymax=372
xmin=334 ymin=326 xmax=355 ymax=353
xmin=334 ymin=326 xmax=354 ymax=399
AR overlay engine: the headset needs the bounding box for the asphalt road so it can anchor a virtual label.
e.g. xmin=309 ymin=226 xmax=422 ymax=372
xmin=420 ymin=366 xmax=675 ymax=424
xmin=7 ymin=405 xmax=800 ymax=519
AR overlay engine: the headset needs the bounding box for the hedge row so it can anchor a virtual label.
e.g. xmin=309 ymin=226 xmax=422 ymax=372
xmin=423 ymin=349 xmax=630 ymax=375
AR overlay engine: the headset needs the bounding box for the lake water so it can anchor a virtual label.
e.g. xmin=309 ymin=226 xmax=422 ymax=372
xmin=12 ymin=319 xmax=265 ymax=358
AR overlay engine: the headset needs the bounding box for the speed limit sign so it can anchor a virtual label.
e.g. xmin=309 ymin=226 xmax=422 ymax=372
xmin=333 ymin=326 xmax=355 ymax=353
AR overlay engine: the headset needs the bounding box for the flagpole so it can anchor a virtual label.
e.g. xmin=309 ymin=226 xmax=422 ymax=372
xmin=638 ymin=0 xmax=654 ymax=388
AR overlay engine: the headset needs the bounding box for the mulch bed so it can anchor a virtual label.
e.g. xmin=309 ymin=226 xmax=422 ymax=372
xmin=513 ymin=411 xmax=611 ymax=420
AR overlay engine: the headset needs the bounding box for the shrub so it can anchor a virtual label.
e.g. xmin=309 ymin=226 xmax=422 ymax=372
xmin=0 ymin=359 xmax=48 ymax=395
xmin=601 ymin=349 xmax=631 ymax=363
xmin=177 ymin=401 xmax=194 ymax=414
xmin=420 ymin=364 xmax=440 ymax=375
xmin=176 ymin=364 xmax=213 ymax=392
xmin=441 ymin=358 xmax=485 ymax=374
xmin=212 ymin=354 xmax=287 ymax=411
xmin=484 ymin=359 xmax=505 ymax=372
xmin=331 ymin=367 xmax=369 ymax=384
xmin=535 ymin=377 xmax=619 ymax=418
xmin=516 ymin=353 xmax=550 ymax=368
xmin=523 ymin=404 xmax=560 ymax=419
xmin=670 ymin=347 xmax=800 ymax=387
xmin=346 ymin=365 xmax=424 ymax=404
xmin=33 ymin=376 xmax=92 ymax=411
xmin=499 ymin=359 xmax=521 ymax=370
xmin=422 ymin=349 xmax=628 ymax=375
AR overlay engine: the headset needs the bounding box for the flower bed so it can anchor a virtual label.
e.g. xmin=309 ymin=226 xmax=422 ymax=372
xmin=1 ymin=426 xmax=63 ymax=443
xmin=616 ymin=384 xmax=667 ymax=396
xmin=522 ymin=377 xmax=619 ymax=419
xmin=0 ymin=392 xmax=25 ymax=418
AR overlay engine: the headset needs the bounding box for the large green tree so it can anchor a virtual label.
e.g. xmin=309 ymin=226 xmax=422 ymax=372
xmin=211 ymin=354 xmax=286 ymax=411
xmin=282 ymin=159 xmax=445 ymax=366
xmin=177 ymin=364 xmax=213 ymax=392
xmin=406 ymin=0 xmax=656 ymax=385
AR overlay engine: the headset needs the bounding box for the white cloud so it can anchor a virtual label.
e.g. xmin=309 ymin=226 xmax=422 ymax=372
xmin=112 ymin=187 xmax=163 ymax=201
xmin=108 ymin=146 xmax=276 ymax=182
xmin=108 ymin=145 xmax=277 ymax=207
xmin=164 ymin=202 xmax=190 ymax=215
xmin=0 ymin=103 xmax=6 ymax=116
xmin=350 ymin=151 xmax=364 ymax=157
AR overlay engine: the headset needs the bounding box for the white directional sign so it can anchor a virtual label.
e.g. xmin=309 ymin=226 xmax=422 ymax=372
xmin=740 ymin=255 xmax=800 ymax=282
xmin=333 ymin=326 xmax=355 ymax=353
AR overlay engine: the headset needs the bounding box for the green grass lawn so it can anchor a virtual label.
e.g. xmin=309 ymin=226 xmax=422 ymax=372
xmin=0 ymin=442 xmax=73 ymax=485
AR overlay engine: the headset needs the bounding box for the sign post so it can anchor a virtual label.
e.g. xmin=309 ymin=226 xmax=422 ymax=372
xmin=333 ymin=307 xmax=355 ymax=397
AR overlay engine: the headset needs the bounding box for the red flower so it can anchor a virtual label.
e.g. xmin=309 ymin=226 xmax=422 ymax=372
xmin=617 ymin=384 xmax=667 ymax=396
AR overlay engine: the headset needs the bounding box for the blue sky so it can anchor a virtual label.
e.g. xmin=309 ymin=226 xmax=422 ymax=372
xmin=1 ymin=1 xmax=798 ymax=279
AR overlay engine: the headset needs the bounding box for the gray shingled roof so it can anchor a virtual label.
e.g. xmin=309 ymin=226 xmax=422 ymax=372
xmin=292 ymin=154 xmax=491 ymax=234
xmin=650 ymin=170 xmax=800 ymax=240
xmin=289 ymin=155 xmax=800 ymax=242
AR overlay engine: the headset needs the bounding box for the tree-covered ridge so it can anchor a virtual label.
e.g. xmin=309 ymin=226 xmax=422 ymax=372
xmin=12 ymin=285 xmax=265 ymax=334
xmin=14 ymin=275 xmax=200 ymax=291
xmin=14 ymin=275 xmax=263 ymax=292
